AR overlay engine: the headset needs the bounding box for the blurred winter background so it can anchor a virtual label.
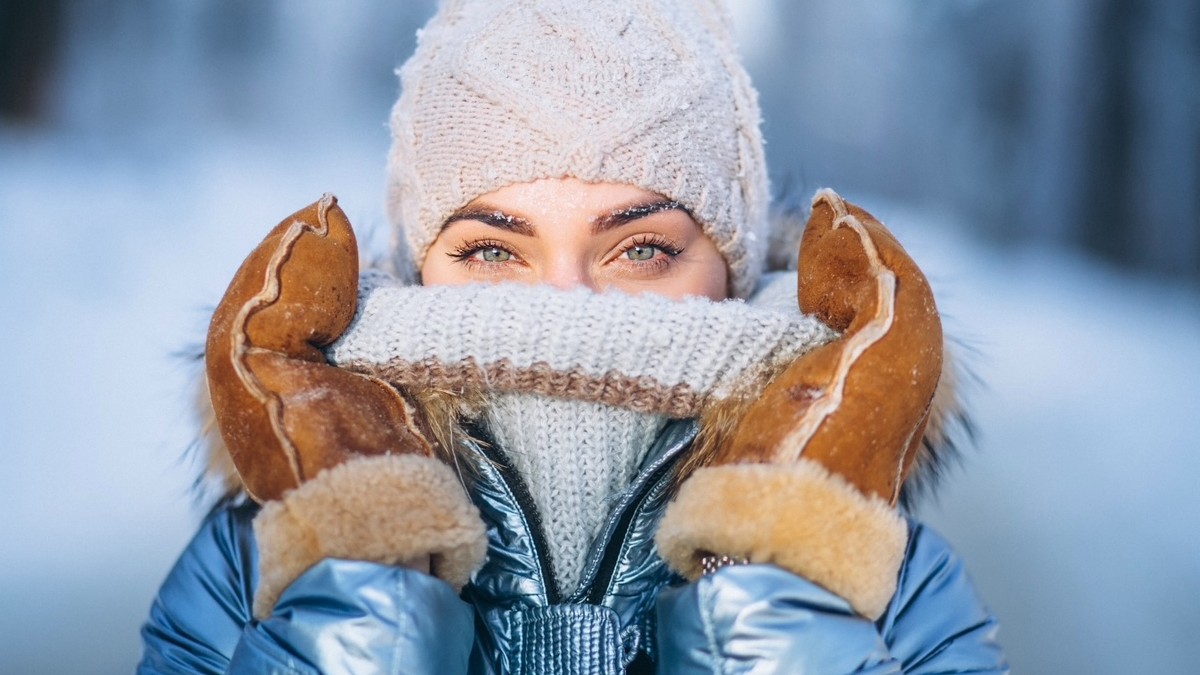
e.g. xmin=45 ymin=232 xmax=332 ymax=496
xmin=1 ymin=1 xmax=1196 ymax=672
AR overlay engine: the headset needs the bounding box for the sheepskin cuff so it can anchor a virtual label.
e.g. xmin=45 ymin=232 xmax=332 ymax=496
xmin=655 ymin=460 xmax=908 ymax=620
xmin=251 ymin=453 xmax=488 ymax=619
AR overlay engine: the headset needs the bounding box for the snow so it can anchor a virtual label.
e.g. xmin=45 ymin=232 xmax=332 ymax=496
xmin=886 ymin=203 xmax=1200 ymax=674
xmin=2 ymin=0 xmax=1198 ymax=672
xmin=0 ymin=129 xmax=392 ymax=674
xmin=4 ymin=127 xmax=1198 ymax=674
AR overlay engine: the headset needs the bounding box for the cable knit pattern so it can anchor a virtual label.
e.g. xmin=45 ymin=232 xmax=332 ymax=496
xmin=387 ymin=0 xmax=769 ymax=298
xmin=326 ymin=270 xmax=837 ymax=417
xmin=484 ymin=393 xmax=668 ymax=596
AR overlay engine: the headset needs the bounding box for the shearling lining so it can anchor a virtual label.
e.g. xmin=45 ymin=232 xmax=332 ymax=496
xmin=251 ymin=453 xmax=487 ymax=619
xmin=655 ymin=459 xmax=908 ymax=620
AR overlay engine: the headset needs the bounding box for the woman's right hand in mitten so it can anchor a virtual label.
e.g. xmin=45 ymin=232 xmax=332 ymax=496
xmin=205 ymin=194 xmax=486 ymax=618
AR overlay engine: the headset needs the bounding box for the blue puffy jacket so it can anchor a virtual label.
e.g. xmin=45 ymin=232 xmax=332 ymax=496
xmin=138 ymin=421 xmax=1008 ymax=674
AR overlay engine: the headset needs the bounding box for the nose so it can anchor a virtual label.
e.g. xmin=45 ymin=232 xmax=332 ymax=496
xmin=539 ymin=259 xmax=599 ymax=292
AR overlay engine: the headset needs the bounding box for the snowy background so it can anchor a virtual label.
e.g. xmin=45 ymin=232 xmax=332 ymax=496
xmin=1 ymin=1 xmax=1197 ymax=673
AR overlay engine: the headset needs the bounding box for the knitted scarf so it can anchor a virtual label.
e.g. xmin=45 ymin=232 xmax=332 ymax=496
xmin=326 ymin=271 xmax=836 ymax=594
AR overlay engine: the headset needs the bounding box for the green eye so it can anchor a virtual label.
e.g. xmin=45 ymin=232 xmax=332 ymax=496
xmin=480 ymin=247 xmax=511 ymax=262
xmin=626 ymin=245 xmax=656 ymax=261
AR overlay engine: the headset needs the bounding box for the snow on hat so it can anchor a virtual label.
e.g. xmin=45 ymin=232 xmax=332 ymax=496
xmin=386 ymin=0 xmax=770 ymax=298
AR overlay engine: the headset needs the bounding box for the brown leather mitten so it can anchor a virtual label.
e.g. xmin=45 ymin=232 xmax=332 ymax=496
xmin=206 ymin=194 xmax=486 ymax=618
xmin=656 ymin=189 xmax=942 ymax=619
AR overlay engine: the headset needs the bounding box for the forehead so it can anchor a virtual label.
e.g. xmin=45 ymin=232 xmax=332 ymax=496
xmin=463 ymin=178 xmax=667 ymax=218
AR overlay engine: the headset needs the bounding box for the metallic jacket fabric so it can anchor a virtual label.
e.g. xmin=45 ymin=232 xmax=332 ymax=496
xmin=138 ymin=421 xmax=1008 ymax=674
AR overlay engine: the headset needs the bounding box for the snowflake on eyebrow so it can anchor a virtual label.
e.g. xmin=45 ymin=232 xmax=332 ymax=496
xmin=612 ymin=200 xmax=683 ymax=220
xmin=490 ymin=210 xmax=519 ymax=225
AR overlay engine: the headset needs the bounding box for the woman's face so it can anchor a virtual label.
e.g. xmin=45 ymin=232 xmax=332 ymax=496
xmin=421 ymin=178 xmax=729 ymax=301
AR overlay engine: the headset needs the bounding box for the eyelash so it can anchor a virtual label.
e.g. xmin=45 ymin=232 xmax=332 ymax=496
xmin=445 ymin=235 xmax=685 ymax=272
xmin=626 ymin=234 xmax=682 ymax=256
xmin=617 ymin=235 xmax=683 ymax=269
xmin=446 ymin=239 xmax=518 ymax=266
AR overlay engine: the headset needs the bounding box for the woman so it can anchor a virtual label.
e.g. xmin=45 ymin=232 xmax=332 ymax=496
xmin=139 ymin=0 xmax=1008 ymax=672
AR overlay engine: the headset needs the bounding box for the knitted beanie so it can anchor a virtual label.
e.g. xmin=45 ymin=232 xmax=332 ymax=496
xmin=387 ymin=0 xmax=770 ymax=298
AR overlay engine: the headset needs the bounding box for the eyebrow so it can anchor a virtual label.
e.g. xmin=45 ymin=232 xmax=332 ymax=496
xmin=442 ymin=207 xmax=535 ymax=236
xmin=440 ymin=198 xmax=684 ymax=236
xmin=592 ymin=200 xmax=684 ymax=234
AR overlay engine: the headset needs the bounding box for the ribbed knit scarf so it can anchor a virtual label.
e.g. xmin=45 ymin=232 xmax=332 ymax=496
xmin=327 ymin=271 xmax=836 ymax=594
xmin=484 ymin=392 xmax=668 ymax=594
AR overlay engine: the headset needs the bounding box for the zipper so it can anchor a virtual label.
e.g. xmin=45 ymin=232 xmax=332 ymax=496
xmin=468 ymin=426 xmax=564 ymax=605
xmin=564 ymin=421 xmax=696 ymax=605
xmin=582 ymin=449 xmax=681 ymax=605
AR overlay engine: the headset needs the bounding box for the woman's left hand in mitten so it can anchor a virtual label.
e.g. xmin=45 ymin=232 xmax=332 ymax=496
xmin=657 ymin=189 xmax=942 ymax=620
xmin=205 ymin=195 xmax=486 ymax=618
